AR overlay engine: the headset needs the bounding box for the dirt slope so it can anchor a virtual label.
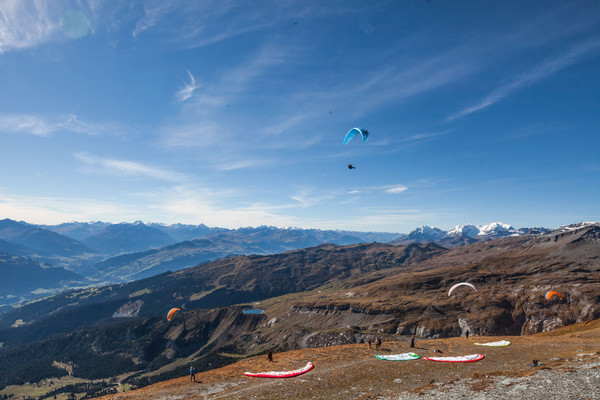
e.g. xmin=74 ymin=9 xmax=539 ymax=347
xmin=94 ymin=319 xmax=600 ymax=400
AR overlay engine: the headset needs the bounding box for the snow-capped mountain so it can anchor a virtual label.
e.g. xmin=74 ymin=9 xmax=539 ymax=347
xmin=446 ymin=224 xmax=481 ymax=238
xmin=402 ymin=226 xmax=446 ymax=242
xmin=553 ymin=221 xmax=600 ymax=234
xmin=392 ymin=222 xmax=551 ymax=247
xmin=476 ymin=222 xmax=515 ymax=236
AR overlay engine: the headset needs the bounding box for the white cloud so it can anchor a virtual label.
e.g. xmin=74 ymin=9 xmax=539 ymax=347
xmin=384 ymin=185 xmax=408 ymax=194
xmin=290 ymin=188 xmax=336 ymax=208
xmin=215 ymin=158 xmax=273 ymax=171
xmin=132 ymin=1 xmax=173 ymax=39
xmin=158 ymin=40 xmax=474 ymax=173
xmin=157 ymin=198 xmax=299 ymax=229
xmin=130 ymin=1 xmax=303 ymax=49
xmin=404 ymin=130 xmax=452 ymax=142
xmin=74 ymin=152 xmax=187 ymax=182
xmin=0 ymin=190 xmax=136 ymax=225
xmin=0 ymin=0 xmax=59 ymax=54
xmin=294 ymin=208 xmax=446 ymax=232
xmin=0 ymin=184 xmax=300 ymax=228
xmin=448 ymin=40 xmax=600 ymax=121
xmin=0 ymin=185 xmax=436 ymax=231
xmin=0 ymin=0 xmax=107 ymax=54
xmin=0 ymin=113 xmax=117 ymax=136
xmin=175 ymin=69 xmax=201 ymax=102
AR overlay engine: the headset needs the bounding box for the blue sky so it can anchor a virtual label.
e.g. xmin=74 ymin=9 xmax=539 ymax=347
xmin=0 ymin=0 xmax=599 ymax=233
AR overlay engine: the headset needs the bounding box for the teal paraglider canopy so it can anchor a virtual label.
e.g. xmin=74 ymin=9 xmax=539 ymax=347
xmin=343 ymin=128 xmax=369 ymax=145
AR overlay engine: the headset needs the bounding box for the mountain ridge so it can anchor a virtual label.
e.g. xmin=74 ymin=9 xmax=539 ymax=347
xmin=0 ymin=222 xmax=597 ymax=396
xmin=392 ymin=221 xmax=553 ymax=247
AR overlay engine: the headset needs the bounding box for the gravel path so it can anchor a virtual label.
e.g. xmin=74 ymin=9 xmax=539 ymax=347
xmin=388 ymin=361 xmax=600 ymax=400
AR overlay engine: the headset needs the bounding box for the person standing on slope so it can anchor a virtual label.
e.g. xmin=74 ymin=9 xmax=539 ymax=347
xmin=410 ymin=336 xmax=415 ymax=348
xmin=190 ymin=365 xmax=196 ymax=382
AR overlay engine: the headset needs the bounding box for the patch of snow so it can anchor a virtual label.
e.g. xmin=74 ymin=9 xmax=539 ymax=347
xmin=477 ymin=222 xmax=514 ymax=236
xmin=447 ymin=224 xmax=480 ymax=238
xmin=554 ymin=221 xmax=600 ymax=234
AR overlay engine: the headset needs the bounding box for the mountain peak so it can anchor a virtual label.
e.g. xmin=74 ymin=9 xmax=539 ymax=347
xmin=555 ymin=221 xmax=600 ymax=233
xmin=477 ymin=222 xmax=515 ymax=236
xmin=447 ymin=224 xmax=480 ymax=238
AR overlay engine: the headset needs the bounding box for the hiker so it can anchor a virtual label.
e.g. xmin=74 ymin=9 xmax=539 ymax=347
xmin=465 ymin=330 xmax=469 ymax=339
xmin=367 ymin=337 xmax=372 ymax=349
xmin=267 ymin=350 xmax=273 ymax=362
xmin=375 ymin=337 xmax=382 ymax=350
xmin=532 ymin=359 xmax=538 ymax=367
xmin=410 ymin=336 xmax=415 ymax=348
xmin=190 ymin=365 xmax=196 ymax=382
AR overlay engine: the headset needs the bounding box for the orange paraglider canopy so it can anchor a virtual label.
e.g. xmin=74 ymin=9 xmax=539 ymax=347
xmin=545 ymin=291 xmax=563 ymax=300
xmin=167 ymin=307 xmax=180 ymax=321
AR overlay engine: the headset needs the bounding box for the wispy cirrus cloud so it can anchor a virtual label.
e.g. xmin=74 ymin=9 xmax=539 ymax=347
xmin=0 ymin=0 xmax=103 ymax=54
xmin=160 ymin=43 xmax=473 ymax=161
xmin=0 ymin=188 xmax=138 ymax=224
xmin=0 ymin=113 xmax=119 ymax=136
xmin=384 ymin=185 xmax=408 ymax=194
xmin=149 ymin=185 xmax=301 ymax=228
xmin=344 ymin=184 xmax=410 ymax=198
xmin=448 ymin=40 xmax=600 ymax=121
xmin=159 ymin=44 xmax=290 ymax=155
xmin=131 ymin=0 xmax=293 ymax=48
xmin=74 ymin=152 xmax=187 ymax=182
xmin=0 ymin=0 xmax=58 ymax=54
xmin=175 ymin=69 xmax=201 ymax=102
xmin=290 ymin=187 xmax=337 ymax=208
xmin=297 ymin=207 xmax=445 ymax=232
xmin=131 ymin=1 xmax=173 ymax=39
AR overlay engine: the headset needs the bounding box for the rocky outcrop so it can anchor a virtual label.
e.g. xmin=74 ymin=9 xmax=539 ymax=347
xmin=112 ymin=300 xmax=144 ymax=318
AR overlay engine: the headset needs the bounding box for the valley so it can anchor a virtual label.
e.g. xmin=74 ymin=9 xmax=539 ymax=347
xmin=0 ymin=222 xmax=597 ymax=398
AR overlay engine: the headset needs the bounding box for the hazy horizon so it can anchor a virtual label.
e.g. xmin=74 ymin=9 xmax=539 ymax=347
xmin=1 ymin=1 xmax=599 ymax=232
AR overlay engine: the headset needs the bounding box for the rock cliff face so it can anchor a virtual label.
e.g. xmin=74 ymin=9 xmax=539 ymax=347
xmin=258 ymin=223 xmax=600 ymax=342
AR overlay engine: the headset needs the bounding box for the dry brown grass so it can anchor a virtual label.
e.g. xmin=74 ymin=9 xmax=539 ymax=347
xmin=92 ymin=318 xmax=600 ymax=400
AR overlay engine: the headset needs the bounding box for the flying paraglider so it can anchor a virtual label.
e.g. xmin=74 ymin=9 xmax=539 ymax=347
xmin=167 ymin=307 xmax=180 ymax=321
xmin=448 ymin=282 xmax=477 ymax=296
xmin=343 ymin=128 xmax=369 ymax=145
xmin=545 ymin=291 xmax=563 ymax=300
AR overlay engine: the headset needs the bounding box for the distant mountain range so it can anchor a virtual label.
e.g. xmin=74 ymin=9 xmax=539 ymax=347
xmin=0 ymin=252 xmax=86 ymax=305
xmin=0 ymin=217 xmax=578 ymax=305
xmin=392 ymin=222 xmax=552 ymax=247
xmin=0 ymin=219 xmax=95 ymax=258
xmin=87 ymin=226 xmax=402 ymax=283
xmin=38 ymin=220 xmax=400 ymax=257
xmin=0 ymin=219 xmax=402 ymax=300
xmin=0 ymin=221 xmax=597 ymax=396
